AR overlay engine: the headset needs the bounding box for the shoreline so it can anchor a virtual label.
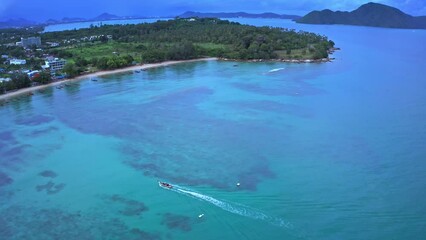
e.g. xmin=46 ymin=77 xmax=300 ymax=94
xmin=0 ymin=49 xmax=339 ymax=101
xmin=220 ymin=57 xmax=335 ymax=63
xmin=0 ymin=58 xmax=217 ymax=101
xmin=220 ymin=47 xmax=340 ymax=63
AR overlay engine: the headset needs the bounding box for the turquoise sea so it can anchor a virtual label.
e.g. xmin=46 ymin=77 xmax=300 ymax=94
xmin=1 ymin=19 xmax=426 ymax=239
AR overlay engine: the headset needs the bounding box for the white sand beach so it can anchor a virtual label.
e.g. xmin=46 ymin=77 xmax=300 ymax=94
xmin=0 ymin=58 xmax=217 ymax=101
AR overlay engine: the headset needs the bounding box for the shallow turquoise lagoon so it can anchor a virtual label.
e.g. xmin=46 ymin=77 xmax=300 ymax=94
xmin=1 ymin=20 xmax=426 ymax=239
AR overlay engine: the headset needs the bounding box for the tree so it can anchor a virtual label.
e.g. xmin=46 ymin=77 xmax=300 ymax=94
xmin=91 ymin=57 xmax=99 ymax=66
xmin=96 ymin=57 xmax=109 ymax=69
xmin=107 ymin=58 xmax=118 ymax=69
xmin=33 ymin=71 xmax=52 ymax=84
xmin=10 ymin=73 xmax=31 ymax=90
xmin=0 ymin=81 xmax=5 ymax=94
xmin=75 ymin=57 xmax=88 ymax=67
xmin=312 ymin=41 xmax=330 ymax=59
xmin=122 ymin=55 xmax=134 ymax=65
xmin=136 ymin=44 xmax=147 ymax=50
xmin=63 ymin=62 xmax=81 ymax=77
xmin=100 ymin=35 xmax=108 ymax=43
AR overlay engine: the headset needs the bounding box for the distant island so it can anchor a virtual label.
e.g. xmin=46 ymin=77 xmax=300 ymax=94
xmin=0 ymin=11 xmax=302 ymax=29
xmin=178 ymin=11 xmax=301 ymax=20
xmin=43 ymin=13 xmax=124 ymax=25
xmin=0 ymin=13 xmax=155 ymax=29
xmin=0 ymin=18 xmax=335 ymax=95
xmin=296 ymin=2 xmax=426 ymax=29
xmin=0 ymin=18 xmax=36 ymax=28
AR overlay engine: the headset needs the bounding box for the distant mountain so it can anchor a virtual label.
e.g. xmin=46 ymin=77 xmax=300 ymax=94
xmin=47 ymin=15 xmax=122 ymax=25
xmin=92 ymin=13 xmax=121 ymax=21
xmin=41 ymin=17 xmax=88 ymax=25
xmin=178 ymin=11 xmax=301 ymax=20
xmin=296 ymin=2 xmax=426 ymax=29
xmin=0 ymin=18 xmax=36 ymax=28
xmin=62 ymin=17 xmax=87 ymax=22
xmin=45 ymin=19 xmax=60 ymax=25
xmin=0 ymin=13 xmax=129 ymax=28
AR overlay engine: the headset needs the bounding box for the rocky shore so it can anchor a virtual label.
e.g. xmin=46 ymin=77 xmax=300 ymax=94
xmin=221 ymin=47 xmax=340 ymax=64
xmin=221 ymin=57 xmax=335 ymax=63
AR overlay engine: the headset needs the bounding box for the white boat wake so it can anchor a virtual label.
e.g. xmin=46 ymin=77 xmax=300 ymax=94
xmin=268 ymin=68 xmax=285 ymax=73
xmin=170 ymin=185 xmax=294 ymax=229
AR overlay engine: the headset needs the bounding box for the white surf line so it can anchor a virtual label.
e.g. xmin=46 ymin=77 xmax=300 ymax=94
xmin=171 ymin=186 xmax=294 ymax=229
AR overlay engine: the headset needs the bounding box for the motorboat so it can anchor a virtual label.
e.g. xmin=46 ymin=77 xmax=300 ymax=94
xmin=158 ymin=181 xmax=173 ymax=189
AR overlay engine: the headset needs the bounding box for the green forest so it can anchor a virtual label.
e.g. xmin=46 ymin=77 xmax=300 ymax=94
xmin=42 ymin=18 xmax=334 ymax=75
xmin=44 ymin=18 xmax=334 ymax=62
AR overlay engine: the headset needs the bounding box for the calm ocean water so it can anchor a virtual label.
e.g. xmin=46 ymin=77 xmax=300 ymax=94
xmin=1 ymin=19 xmax=426 ymax=239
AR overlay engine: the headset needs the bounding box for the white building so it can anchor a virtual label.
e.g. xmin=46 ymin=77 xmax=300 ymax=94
xmin=44 ymin=58 xmax=67 ymax=72
xmin=9 ymin=59 xmax=27 ymax=65
xmin=46 ymin=42 xmax=60 ymax=47
xmin=27 ymin=70 xmax=41 ymax=80
xmin=20 ymin=37 xmax=42 ymax=48
xmin=0 ymin=77 xmax=12 ymax=82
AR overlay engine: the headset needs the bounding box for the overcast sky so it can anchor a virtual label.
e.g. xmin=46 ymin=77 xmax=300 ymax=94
xmin=1 ymin=0 xmax=425 ymax=21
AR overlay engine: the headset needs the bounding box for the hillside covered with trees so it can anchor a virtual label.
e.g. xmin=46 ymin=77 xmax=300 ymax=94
xmin=43 ymin=18 xmax=334 ymax=67
xmin=296 ymin=2 xmax=426 ymax=29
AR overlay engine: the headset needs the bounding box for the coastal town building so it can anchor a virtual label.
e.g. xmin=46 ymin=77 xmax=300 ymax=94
xmin=0 ymin=77 xmax=12 ymax=83
xmin=16 ymin=37 xmax=42 ymax=48
xmin=9 ymin=59 xmax=27 ymax=65
xmin=46 ymin=42 xmax=60 ymax=47
xmin=44 ymin=57 xmax=67 ymax=73
xmin=27 ymin=71 xmax=41 ymax=80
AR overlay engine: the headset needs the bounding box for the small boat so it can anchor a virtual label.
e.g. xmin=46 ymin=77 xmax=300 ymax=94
xmin=91 ymin=78 xmax=98 ymax=82
xmin=158 ymin=181 xmax=173 ymax=189
xmin=135 ymin=70 xmax=141 ymax=73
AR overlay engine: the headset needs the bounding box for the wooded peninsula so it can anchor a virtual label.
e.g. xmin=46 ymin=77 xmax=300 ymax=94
xmin=0 ymin=18 xmax=335 ymax=94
